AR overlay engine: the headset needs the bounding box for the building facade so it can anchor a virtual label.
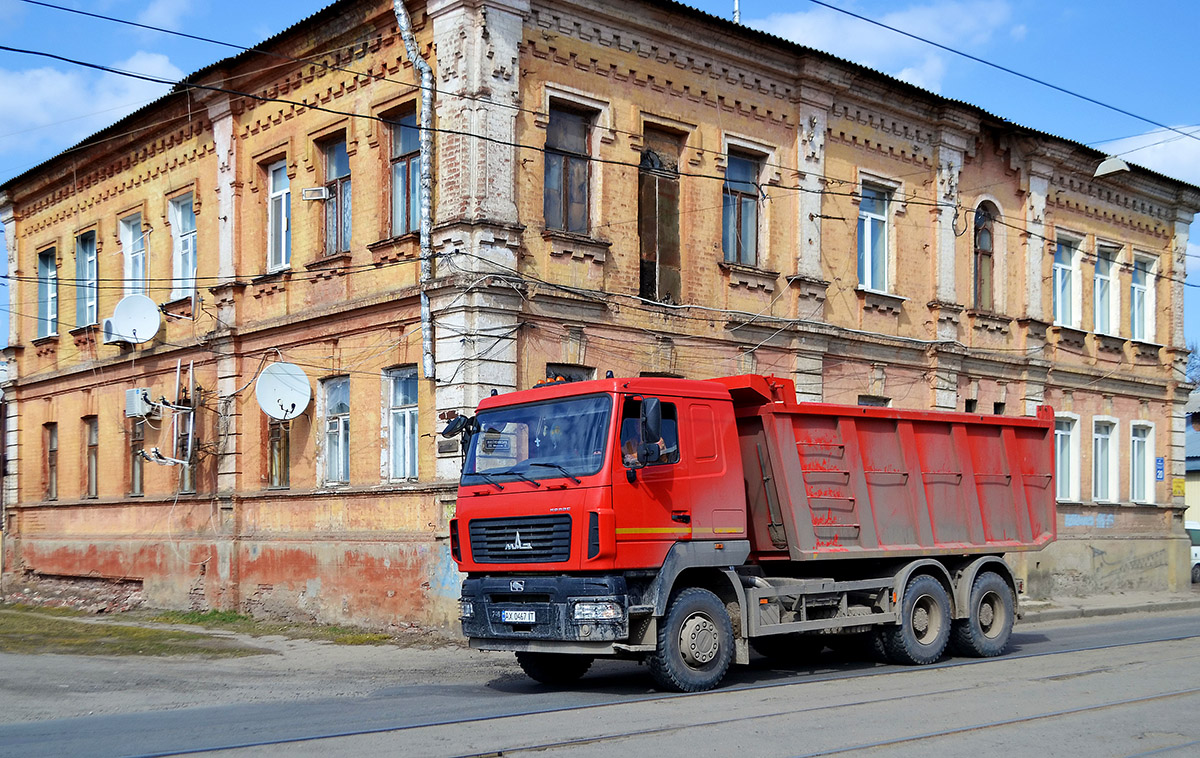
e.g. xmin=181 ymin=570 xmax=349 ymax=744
xmin=1 ymin=0 xmax=1196 ymax=628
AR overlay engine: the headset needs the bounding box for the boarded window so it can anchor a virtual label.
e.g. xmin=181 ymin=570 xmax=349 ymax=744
xmin=639 ymin=128 xmax=683 ymax=303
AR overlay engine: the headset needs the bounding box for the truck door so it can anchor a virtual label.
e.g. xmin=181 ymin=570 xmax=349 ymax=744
xmin=610 ymin=396 xmax=691 ymax=562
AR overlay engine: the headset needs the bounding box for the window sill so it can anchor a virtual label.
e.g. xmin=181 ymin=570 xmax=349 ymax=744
xmin=69 ymin=324 xmax=99 ymax=349
xmin=305 ymin=252 xmax=353 ymax=279
xmin=1050 ymin=325 xmax=1087 ymax=351
xmin=32 ymin=334 xmax=59 ymax=357
xmin=31 ymin=334 xmax=60 ymax=346
xmin=542 ymin=229 xmax=610 ymax=264
xmin=966 ymin=309 xmax=1012 ymax=335
xmin=787 ymin=274 xmax=829 ymax=303
xmin=367 ymin=233 xmax=419 ymax=266
xmin=719 ymin=261 xmax=778 ymax=292
xmin=1094 ymin=332 xmax=1125 ymax=354
xmin=161 ymin=296 xmax=195 ymax=319
xmin=856 ymin=287 xmax=905 ymax=315
xmin=250 ymin=269 xmax=291 ymax=299
xmin=1130 ymin=339 xmax=1161 ymax=362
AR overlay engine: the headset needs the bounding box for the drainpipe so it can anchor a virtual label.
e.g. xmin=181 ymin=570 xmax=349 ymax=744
xmin=393 ymin=0 xmax=436 ymax=381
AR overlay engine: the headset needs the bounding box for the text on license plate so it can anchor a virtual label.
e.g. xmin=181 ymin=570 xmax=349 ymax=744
xmin=502 ymin=610 xmax=536 ymax=623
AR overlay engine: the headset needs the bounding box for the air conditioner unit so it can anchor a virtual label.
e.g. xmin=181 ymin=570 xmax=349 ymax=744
xmin=102 ymin=318 xmax=128 ymax=345
xmin=301 ymin=186 xmax=330 ymax=201
xmin=125 ymin=388 xmax=158 ymax=418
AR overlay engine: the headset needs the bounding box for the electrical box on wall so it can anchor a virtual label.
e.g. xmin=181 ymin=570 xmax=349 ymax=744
xmin=125 ymin=388 xmax=158 ymax=418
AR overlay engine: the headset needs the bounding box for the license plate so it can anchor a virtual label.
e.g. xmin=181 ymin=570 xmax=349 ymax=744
xmin=502 ymin=610 xmax=536 ymax=623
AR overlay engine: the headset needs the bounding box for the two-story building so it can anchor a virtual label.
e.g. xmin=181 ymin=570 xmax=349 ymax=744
xmin=1 ymin=0 xmax=1196 ymax=628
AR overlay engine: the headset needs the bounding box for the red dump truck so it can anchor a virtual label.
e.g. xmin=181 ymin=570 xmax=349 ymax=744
xmin=445 ymin=374 xmax=1056 ymax=691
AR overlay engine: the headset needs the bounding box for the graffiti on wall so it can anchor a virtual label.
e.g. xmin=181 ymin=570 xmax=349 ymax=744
xmin=1089 ymin=546 xmax=1168 ymax=585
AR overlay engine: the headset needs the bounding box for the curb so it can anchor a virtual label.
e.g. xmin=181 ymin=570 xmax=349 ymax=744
xmin=1020 ymin=598 xmax=1200 ymax=624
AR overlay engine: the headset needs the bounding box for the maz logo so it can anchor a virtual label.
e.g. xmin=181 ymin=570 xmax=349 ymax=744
xmin=504 ymin=531 xmax=534 ymax=551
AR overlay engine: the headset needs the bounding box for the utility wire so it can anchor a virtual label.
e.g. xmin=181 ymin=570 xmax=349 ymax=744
xmin=804 ymin=0 xmax=1200 ymax=146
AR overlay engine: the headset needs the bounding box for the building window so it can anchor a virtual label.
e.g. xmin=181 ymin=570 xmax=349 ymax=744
xmin=1055 ymin=416 xmax=1079 ymax=501
xmin=545 ymin=363 xmax=595 ymax=383
xmin=390 ymin=111 xmax=420 ymax=237
xmin=130 ymin=419 xmax=144 ymax=497
xmin=1092 ymin=420 xmax=1116 ymax=503
xmin=973 ymin=204 xmax=995 ymax=311
xmin=1130 ymin=256 xmax=1155 ymax=342
xmin=84 ymin=416 xmax=98 ymax=499
xmin=177 ymin=407 xmax=196 ymax=495
xmin=1093 ymin=247 xmax=1117 ymax=336
xmin=324 ymin=377 xmax=350 ymax=484
xmin=722 ymin=151 xmax=760 ymax=267
xmin=268 ymin=419 xmax=289 ymax=489
xmin=544 ymin=105 xmax=591 ymax=234
xmin=37 ymin=249 xmax=57 ymax=339
xmin=857 ymin=395 xmax=891 ymax=407
xmin=324 ymin=139 xmax=352 ymax=256
xmin=638 ymin=136 xmax=682 ymax=303
xmin=857 ymin=185 xmax=890 ymax=291
xmin=1130 ymin=423 xmax=1154 ymax=503
xmin=387 ymin=367 xmax=418 ymax=480
xmin=1053 ymin=238 xmax=1079 ymax=327
xmin=75 ymin=232 xmax=98 ymax=327
xmin=120 ymin=213 xmax=146 ymax=296
xmin=267 ymin=160 xmax=291 ymax=271
xmin=44 ymin=423 xmax=58 ymax=501
xmin=170 ymin=194 xmax=197 ymax=300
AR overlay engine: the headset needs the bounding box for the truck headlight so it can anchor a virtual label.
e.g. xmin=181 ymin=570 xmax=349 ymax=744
xmin=573 ymin=601 xmax=622 ymax=621
xmin=460 ymin=601 xmax=474 ymax=619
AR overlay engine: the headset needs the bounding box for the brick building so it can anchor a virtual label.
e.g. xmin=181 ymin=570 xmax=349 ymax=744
xmin=0 ymin=0 xmax=1196 ymax=628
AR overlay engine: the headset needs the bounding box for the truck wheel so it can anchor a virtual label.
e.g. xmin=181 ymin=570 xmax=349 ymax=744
xmin=515 ymin=652 xmax=593 ymax=685
xmin=882 ymin=574 xmax=950 ymax=665
xmin=1192 ymin=563 xmax=1200 ymax=584
xmin=951 ymin=571 xmax=1014 ymax=657
xmin=648 ymin=588 xmax=734 ymax=692
xmin=750 ymin=633 xmax=824 ymax=664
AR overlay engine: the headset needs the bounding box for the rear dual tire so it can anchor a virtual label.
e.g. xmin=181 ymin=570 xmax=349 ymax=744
xmin=883 ymin=574 xmax=951 ymax=665
xmin=951 ymin=571 xmax=1015 ymax=657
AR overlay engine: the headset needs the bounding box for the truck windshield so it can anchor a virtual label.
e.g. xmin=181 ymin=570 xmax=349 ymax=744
xmin=463 ymin=394 xmax=612 ymax=484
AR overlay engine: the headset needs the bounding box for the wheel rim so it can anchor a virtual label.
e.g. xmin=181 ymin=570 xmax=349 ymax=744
xmin=910 ymin=593 xmax=943 ymax=646
xmin=977 ymin=590 xmax=1005 ymax=639
xmin=679 ymin=612 xmax=719 ymax=667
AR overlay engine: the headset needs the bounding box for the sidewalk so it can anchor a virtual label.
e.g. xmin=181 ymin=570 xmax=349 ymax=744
xmin=1020 ymin=586 xmax=1200 ymax=623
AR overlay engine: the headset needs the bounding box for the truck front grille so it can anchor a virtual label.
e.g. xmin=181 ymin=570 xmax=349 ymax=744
xmin=468 ymin=515 xmax=572 ymax=563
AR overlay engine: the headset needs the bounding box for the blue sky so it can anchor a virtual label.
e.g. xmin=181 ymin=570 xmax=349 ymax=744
xmin=0 ymin=0 xmax=1197 ymax=351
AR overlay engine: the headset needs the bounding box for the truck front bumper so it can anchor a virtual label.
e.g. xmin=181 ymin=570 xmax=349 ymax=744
xmin=460 ymin=574 xmax=630 ymax=643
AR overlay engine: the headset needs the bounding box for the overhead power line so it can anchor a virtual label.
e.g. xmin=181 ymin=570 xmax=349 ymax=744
xmin=804 ymin=0 xmax=1200 ymax=146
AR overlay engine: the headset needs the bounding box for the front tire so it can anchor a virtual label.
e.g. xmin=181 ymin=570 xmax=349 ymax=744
xmin=515 ymin=652 xmax=593 ymax=685
xmin=648 ymin=588 xmax=734 ymax=692
xmin=882 ymin=574 xmax=951 ymax=665
xmin=951 ymin=571 xmax=1015 ymax=657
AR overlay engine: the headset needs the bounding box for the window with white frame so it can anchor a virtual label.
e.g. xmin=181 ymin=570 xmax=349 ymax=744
xmin=324 ymin=139 xmax=352 ymax=256
xmin=120 ymin=213 xmax=146 ymax=296
xmin=1130 ymin=423 xmax=1154 ymax=503
xmin=170 ymin=194 xmax=197 ymax=300
xmin=1053 ymin=237 xmax=1080 ymax=327
xmin=1093 ymin=246 xmax=1119 ymax=336
xmin=267 ymin=160 xmax=291 ymax=271
xmin=858 ymin=185 xmax=890 ymax=292
xmin=387 ymin=367 xmax=418 ymax=480
xmin=1055 ymin=416 xmax=1079 ymax=501
xmin=323 ymin=376 xmax=350 ymax=484
xmin=1092 ymin=419 xmax=1117 ymax=503
xmin=390 ymin=111 xmax=420 ymax=238
xmin=75 ymin=231 xmax=97 ymax=327
xmin=1130 ymin=255 xmax=1155 ymax=342
xmin=36 ymin=248 xmax=57 ymax=338
xmin=722 ymin=151 xmax=760 ymax=267
xmin=267 ymin=419 xmax=289 ymax=489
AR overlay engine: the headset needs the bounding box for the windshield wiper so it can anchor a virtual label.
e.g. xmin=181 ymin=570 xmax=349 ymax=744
xmin=528 ymin=462 xmax=582 ymax=484
xmin=495 ymin=468 xmax=542 ymax=488
xmin=471 ymin=471 xmax=505 ymax=491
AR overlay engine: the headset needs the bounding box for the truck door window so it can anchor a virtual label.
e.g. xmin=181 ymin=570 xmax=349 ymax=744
xmin=620 ymin=398 xmax=680 ymax=466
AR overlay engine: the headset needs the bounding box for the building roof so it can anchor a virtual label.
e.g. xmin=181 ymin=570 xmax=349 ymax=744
xmin=4 ymin=0 xmax=1200 ymax=196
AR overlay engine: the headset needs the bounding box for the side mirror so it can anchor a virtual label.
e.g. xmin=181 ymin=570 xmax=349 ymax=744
xmin=636 ymin=441 xmax=661 ymax=466
xmin=640 ymin=397 xmax=662 ymax=444
xmin=441 ymin=416 xmax=470 ymax=438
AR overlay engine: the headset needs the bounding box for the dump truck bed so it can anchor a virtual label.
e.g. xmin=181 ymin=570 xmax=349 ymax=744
xmin=714 ymin=375 xmax=1056 ymax=562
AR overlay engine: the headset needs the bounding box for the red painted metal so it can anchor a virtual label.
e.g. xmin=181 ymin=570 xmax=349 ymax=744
xmin=451 ymin=374 xmax=1055 ymax=573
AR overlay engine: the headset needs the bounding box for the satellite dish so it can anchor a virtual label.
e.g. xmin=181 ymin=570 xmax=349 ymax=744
xmin=110 ymin=295 xmax=162 ymax=344
xmin=255 ymin=362 xmax=312 ymax=420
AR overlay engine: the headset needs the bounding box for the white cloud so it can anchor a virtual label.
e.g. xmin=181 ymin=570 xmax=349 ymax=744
xmin=0 ymin=52 xmax=182 ymax=179
xmin=744 ymin=0 xmax=1012 ymax=93
xmin=1101 ymin=127 xmax=1200 ymax=188
xmin=135 ymin=0 xmax=193 ymax=31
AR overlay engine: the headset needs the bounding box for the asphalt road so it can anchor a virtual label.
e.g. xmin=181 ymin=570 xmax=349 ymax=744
xmin=2 ymin=611 xmax=1198 ymax=758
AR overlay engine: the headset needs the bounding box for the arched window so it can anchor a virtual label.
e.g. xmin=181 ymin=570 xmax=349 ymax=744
xmin=973 ymin=203 xmax=996 ymax=312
